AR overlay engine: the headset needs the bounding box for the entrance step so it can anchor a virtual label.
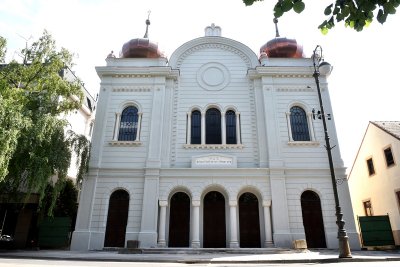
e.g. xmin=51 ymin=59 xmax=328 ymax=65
xmin=118 ymin=247 xmax=293 ymax=255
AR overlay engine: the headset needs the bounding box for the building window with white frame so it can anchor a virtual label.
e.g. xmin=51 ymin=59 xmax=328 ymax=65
xmin=225 ymin=110 xmax=237 ymax=144
xmin=186 ymin=107 xmax=242 ymax=146
xmin=206 ymin=108 xmax=222 ymax=144
xmin=191 ymin=110 xmax=201 ymax=144
xmin=112 ymin=105 xmax=142 ymax=142
xmin=289 ymin=106 xmax=311 ymax=141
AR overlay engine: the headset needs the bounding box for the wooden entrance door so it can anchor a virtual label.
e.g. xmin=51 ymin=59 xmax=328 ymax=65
xmin=239 ymin=193 xmax=261 ymax=248
xmin=168 ymin=192 xmax=190 ymax=247
xmin=104 ymin=190 xmax=129 ymax=247
xmin=301 ymin=190 xmax=327 ymax=248
xmin=203 ymin=191 xmax=226 ymax=248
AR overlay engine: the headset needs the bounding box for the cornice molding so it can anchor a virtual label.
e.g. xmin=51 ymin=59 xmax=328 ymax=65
xmin=176 ymin=43 xmax=251 ymax=69
xmin=183 ymin=144 xmax=244 ymax=149
xmin=248 ymin=66 xmax=313 ymax=79
xmin=287 ymin=141 xmax=320 ymax=147
xmin=108 ymin=141 xmax=142 ymax=146
xmin=276 ymin=87 xmax=315 ymax=92
xmin=96 ymin=66 xmax=179 ymax=79
xmin=169 ymin=36 xmax=259 ymax=69
xmin=112 ymin=87 xmax=152 ymax=92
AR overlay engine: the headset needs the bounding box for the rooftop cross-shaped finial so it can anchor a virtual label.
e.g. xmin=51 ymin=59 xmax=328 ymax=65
xmin=144 ymin=10 xmax=151 ymax=38
xmin=273 ymin=18 xmax=280 ymax=38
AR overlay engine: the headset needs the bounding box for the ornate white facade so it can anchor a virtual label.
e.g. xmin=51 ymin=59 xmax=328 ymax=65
xmin=71 ymin=25 xmax=360 ymax=250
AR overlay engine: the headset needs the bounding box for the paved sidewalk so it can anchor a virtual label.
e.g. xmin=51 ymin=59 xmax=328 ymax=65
xmin=0 ymin=248 xmax=400 ymax=263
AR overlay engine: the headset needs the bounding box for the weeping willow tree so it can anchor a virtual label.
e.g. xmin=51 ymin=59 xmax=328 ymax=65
xmin=0 ymin=31 xmax=90 ymax=215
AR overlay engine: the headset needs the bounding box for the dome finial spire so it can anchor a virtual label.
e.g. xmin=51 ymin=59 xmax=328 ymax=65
xmin=273 ymin=18 xmax=280 ymax=38
xmin=144 ymin=10 xmax=151 ymax=38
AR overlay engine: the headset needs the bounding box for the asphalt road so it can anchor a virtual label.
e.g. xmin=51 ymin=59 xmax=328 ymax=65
xmin=1 ymin=259 xmax=400 ymax=267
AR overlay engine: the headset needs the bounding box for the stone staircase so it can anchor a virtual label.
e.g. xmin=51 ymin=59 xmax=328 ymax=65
xmin=118 ymin=247 xmax=294 ymax=254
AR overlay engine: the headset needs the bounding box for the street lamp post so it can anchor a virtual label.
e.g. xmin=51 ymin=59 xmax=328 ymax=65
xmin=312 ymin=45 xmax=352 ymax=258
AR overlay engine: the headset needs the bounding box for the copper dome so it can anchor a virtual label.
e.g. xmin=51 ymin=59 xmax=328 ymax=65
xmin=260 ymin=37 xmax=304 ymax=58
xmin=120 ymin=38 xmax=162 ymax=58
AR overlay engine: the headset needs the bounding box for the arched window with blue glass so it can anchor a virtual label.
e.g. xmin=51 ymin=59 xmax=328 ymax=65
xmin=225 ymin=110 xmax=237 ymax=144
xmin=289 ymin=106 xmax=310 ymax=141
xmin=191 ymin=110 xmax=201 ymax=144
xmin=118 ymin=106 xmax=139 ymax=141
xmin=206 ymin=108 xmax=221 ymax=144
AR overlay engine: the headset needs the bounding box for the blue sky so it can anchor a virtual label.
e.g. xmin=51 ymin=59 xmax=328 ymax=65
xmin=1 ymin=0 xmax=400 ymax=170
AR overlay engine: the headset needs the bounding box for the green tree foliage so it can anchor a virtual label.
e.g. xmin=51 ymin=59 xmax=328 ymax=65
xmin=43 ymin=179 xmax=78 ymax=218
xmin=242 ymin=0 xmax=400 ymax=32
xmin=0 ymin=36 xmax=6 ymax=62
xmin=0 ymin=31 xmax=90 ymax=215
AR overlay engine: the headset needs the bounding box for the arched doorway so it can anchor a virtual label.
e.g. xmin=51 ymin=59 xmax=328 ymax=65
xmin=301 ymin=190 xmax=327 ymax=248
xmin=239 ymin=192 xmax=261 ymax=248
xmin=104 ymin=189 xmax=129 ymax=247
xmin=168 ymin=192 xmax=190 ymax=247
xmin=203 ymin=191 xmax=226 ymax=248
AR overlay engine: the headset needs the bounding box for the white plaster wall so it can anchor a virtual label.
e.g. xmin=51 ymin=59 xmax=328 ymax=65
xmin=171 ymin=45 xmax=258 ymax=168
xmin=158 ymin=171 xmax=270 ymax=247
xmin=100 ymin=87 xmax=153 ymax=168
xmin=72 ymin=33 xmax=359 ymax=250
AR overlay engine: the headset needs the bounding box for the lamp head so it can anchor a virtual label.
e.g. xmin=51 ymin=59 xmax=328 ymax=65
xmin=319 ymin=61 xmax=333 ymax=76
xmin=312 ymin=45 xmax=323 ymax=67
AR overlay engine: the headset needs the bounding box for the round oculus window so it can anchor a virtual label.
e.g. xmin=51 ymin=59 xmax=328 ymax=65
xmin=197 ymin=63 xmax=230 ymax=91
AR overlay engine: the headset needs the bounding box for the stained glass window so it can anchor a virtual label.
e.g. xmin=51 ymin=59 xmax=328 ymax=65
xmin=290 ymin=106 xmax=310 ymax=141
xmin=206 ymin=108 xmax=221 ymax=144
xmin=191 ymin=110 xmax=201 ymax=144
xmin=118 ymin=106 xmax=138 ymax=141
xmin=226 ymin=110 xmax=236 ymax=144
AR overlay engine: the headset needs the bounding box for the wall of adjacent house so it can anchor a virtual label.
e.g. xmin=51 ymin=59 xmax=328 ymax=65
xmin=349 ymin=124 xmax=400 ymax=245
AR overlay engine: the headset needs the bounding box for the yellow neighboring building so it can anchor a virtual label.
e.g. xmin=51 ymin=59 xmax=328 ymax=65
xmin=348 ymin=121 xmax=400 ymax=245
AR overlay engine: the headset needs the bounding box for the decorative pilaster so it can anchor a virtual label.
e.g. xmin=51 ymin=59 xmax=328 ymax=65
xmin=307 ymin=112 xmax=316 ymax=141
xmin=136 ymin=112 xmax=143 ymax=141
xmin=263 ymin=200 xmax=274 ymax=247
xmin=191 ymin=200 xmax=201 ymax=248
xmin=236 ymin=112 xmax=241 ymax=144
xmin=113 ymin=112 xmax=121 ymax=141
xmin=221 ymin=112 xmax=226 ymax=145
xmin=229 ymin=200 xmax=239 ymax=248
xmin=157 ymin=200 xmax=168 ymax=247
xmin=201 ymin=112 xmax=205 ymax=145
xmin=286 ymin=112 xmax=293 ymax=142
xmin=186 ymin=112 xmax=191 ymax=145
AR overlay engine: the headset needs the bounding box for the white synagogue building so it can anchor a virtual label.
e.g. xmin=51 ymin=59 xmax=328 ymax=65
xmin=71 ymin=22 xmax=360 ymax=250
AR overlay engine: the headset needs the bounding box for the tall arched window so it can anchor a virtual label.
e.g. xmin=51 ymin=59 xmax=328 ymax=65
xmin=225 ymin=110 xmax=237 ymax=144
xmin=290 ymin=106 xmax=310 ymax=141
xmin=118 ymin=106 xmax=138 ymax=141
xmin=206 ymin=108 xmax=221 ymax=144
xmin=191 ymin=110 xmax=201 ymax=144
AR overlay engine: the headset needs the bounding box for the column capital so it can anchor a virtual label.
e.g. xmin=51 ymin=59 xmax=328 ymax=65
xmin=229 ymin=200 xmax=238 ymax=207
xmin=159 ymin=200 xmax=168 ymax=207
xmin=192 ymin=200 xmax=201 ymax=207
xmin=262 ymin=199 xmax=272 ymax=207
